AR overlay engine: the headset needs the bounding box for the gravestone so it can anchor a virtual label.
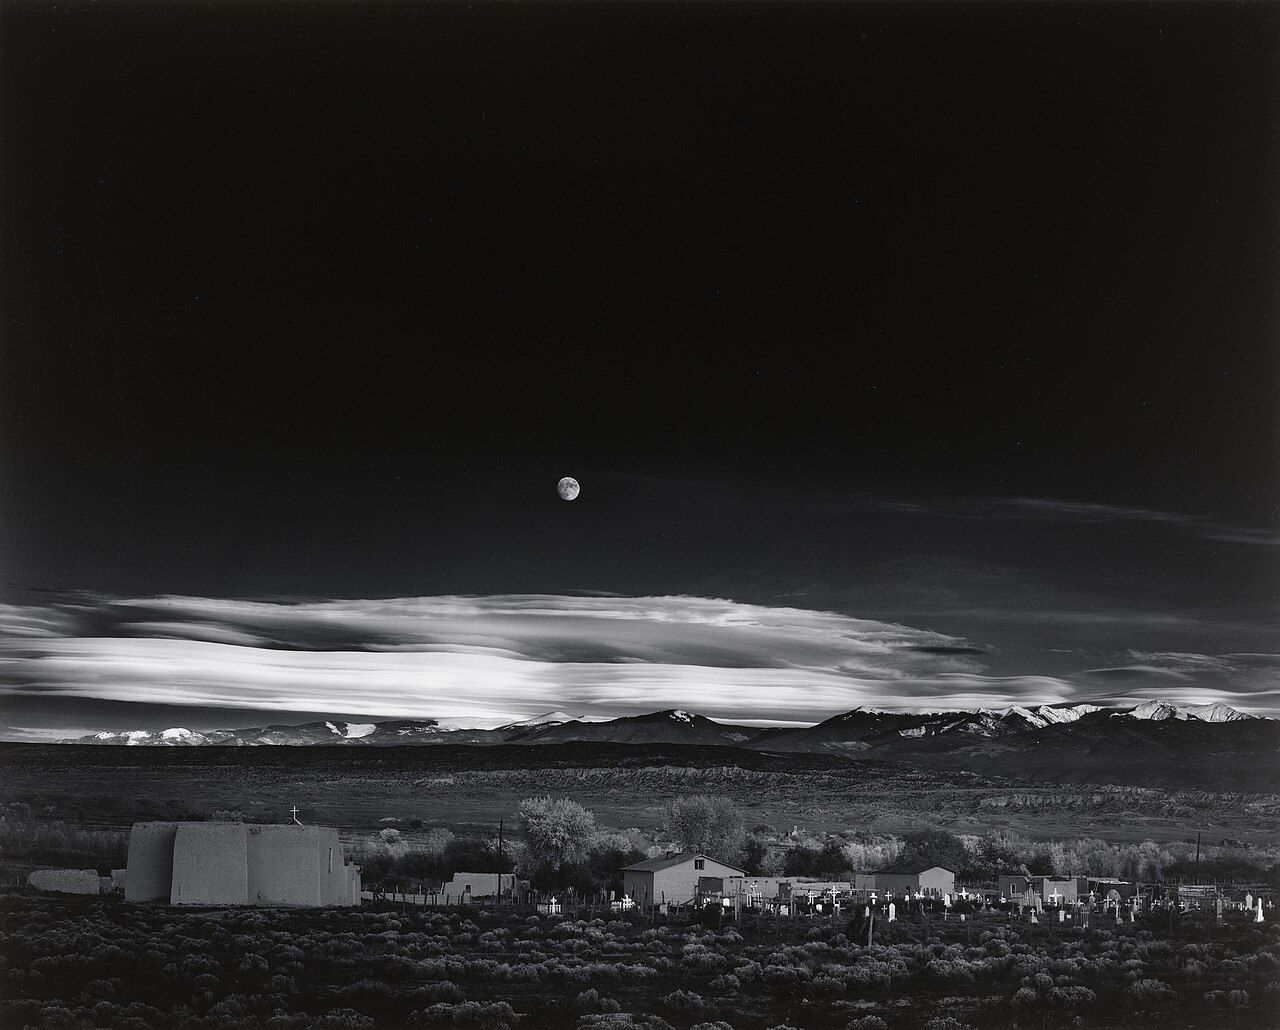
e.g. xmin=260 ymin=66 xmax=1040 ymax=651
xmin=887 ymin=902 xmax=896 ymax=922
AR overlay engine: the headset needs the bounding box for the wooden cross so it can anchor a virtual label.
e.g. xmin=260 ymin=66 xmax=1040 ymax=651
xmin=290 ymin=805 xmax=301 ymax=824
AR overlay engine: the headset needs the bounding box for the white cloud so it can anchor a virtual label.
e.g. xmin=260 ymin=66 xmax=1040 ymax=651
xmin=3 ymin=595 xmax=1274 ymax=727
xmin=1 ymin=593 xmax=994 ymax=724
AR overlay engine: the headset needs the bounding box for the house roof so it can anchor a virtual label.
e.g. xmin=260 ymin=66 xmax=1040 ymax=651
xmin=623 ymin=851 xmax=745 ymax=875
xmin=874 ymin=863 xmax=955 ymax=876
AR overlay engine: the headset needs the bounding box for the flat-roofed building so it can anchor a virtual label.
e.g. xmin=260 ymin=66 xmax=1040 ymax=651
xmin=442 ymin=872 xmax=517 ymax=900
xmin=871 ymin=864 xmax=955 ymax=898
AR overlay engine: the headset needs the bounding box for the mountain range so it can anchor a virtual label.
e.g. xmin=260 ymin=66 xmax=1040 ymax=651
xmin=66 ymin=700 xmax=1265 ymax=750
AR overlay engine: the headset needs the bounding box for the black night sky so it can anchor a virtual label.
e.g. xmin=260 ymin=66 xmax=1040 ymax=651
xmin=1 ymin=3 xmax=1277 ymax=736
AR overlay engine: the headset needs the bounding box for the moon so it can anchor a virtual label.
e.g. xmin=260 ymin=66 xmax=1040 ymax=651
xmin=557 ymin=476 xmax=580 ymax=501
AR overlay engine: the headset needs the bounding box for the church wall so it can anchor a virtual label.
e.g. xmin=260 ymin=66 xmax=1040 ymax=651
xmin=124 ymin=822 xmax=178 ymax=902
xmin=170 ymin=823 xmax=249 ymax=905
xmin=247 ymin=825 xmax=326 ymax=906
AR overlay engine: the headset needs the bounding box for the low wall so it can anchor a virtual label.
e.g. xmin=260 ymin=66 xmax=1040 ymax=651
xmin=28 ymin=868 xmax=102 ymax=894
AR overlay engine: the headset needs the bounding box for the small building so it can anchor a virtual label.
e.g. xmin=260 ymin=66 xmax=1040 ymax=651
xmin=442 ymin=872 xmax=517 ymax=900
xmin=871 ymin=864 xmax=955 ymax=898
xmin=1087 ymin=877 xmax=1136 ymax=901
xmin=779 ymin=879 xmax=855 ymax=901
xmin=720 ymin=875 xmax=793 ymax=905
xmin=1034 ymin=875 xmax=1087 ymax=906
xmin=623 ymin=852 xmax=745 ymax=907
xmin=999 ymin=873 xmax=1092 ymax=905
xmin=999 ymin=873 xmax=1032 ymax=900
xmin=125 ymin=821 xmax=360 ymax=907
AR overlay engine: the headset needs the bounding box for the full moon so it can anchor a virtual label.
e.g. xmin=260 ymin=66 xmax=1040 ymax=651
xmin=557 ymin=476 xmax=580 ymax=501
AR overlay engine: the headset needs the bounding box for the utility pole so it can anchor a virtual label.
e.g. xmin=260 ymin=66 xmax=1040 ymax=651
xmin=497 ymin=819 xmax=504 ymax=904
xmin=1195 ymin=831 xmax=1201 ymax=883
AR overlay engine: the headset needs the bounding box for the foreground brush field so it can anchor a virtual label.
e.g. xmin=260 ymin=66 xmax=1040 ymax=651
xmin=2 ymin=892 xmax=1278 ymax=1030
xmin=1 ymin=745 xmax=1277 ymax=847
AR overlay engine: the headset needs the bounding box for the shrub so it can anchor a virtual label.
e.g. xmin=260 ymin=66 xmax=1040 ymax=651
xmin=411 ymin=1001 xmax=520 ymax=1030
xmin=1047 ymin=986 xmax=1096 ymax=1008
xmin=810 ymin=976 xmax=846 ymax=1000
xmin=763 ymin=964 xmax=812 ymax=997
xmin=575 ymin=990 xmax=622 ymax=1014
xmin=846 ymin=1018 xmax=888 ymax=1030
xmin=310 ymin=1010 xmax=377 ymax=1030
xmin=1125 ymin=979 xmax=1177 ymax=1010
xmin=661 ymin=989 xmax=709 ymax=1018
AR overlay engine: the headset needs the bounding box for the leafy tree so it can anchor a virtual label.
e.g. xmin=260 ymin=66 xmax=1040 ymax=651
xmin=784 ymin=841 xmax=852 ymax=878
xmin=741 ymin=834 xmax=770 ymax=875
xmin=438 ymin=838 xmax=512 ymax=877
xmin=663 ymin=795 xmax=745 ymax=859
xmin=587 ymin=836 xmax=648 ymax=892
xmin=900 ymin=830 xmax=969 ymax=873
xmin=518 ymin=797 xmax=597 ymax=871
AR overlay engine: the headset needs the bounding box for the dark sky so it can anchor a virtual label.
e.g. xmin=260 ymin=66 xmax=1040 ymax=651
xmin=1 ymin=3 xmax=1277 ymax=734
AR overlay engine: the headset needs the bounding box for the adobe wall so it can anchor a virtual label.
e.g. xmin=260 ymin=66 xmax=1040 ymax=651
xmin=171 ymin=823 xmax=249 ymax=905
xmin=125 ymin=822 xmax=178 ymax=902
xmin=445 ymin=872 xmax=514 ymax=899
xmin=247 ymin=825 xmax=326 ymax=906
xmin=28 ymin=868 xmax=101 ymax=894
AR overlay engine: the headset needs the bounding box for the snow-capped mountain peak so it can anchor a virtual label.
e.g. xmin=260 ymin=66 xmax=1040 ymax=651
xmin=1127 ymin=700 xmax=1253 ymax=723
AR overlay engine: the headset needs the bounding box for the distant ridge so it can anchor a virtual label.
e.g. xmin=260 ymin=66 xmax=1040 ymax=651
xmin=63 ymin=699 xmax=1264 ymax=748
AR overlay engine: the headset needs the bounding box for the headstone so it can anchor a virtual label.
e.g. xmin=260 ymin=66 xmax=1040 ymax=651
xmin=1246 ymin=893 xmax=1254 ymax=909
xmin=1030 ymin=912 xmax=1038 ymax=923
xmin=1059 ymin=909 xmax=1065 ymax=922
xmin=887 ymin=902 xmax=896 ymax=922
xmin=1256 ymin=899 xmax=1265 ymax=923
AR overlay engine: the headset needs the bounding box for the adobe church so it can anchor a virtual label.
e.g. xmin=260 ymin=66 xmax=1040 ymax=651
xmin=125 ymin=821 xmax=361 ymax=906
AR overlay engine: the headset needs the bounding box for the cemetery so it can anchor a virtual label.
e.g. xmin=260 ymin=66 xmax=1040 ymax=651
xmin=2 ymin=885 xmax=1278 ymax=1029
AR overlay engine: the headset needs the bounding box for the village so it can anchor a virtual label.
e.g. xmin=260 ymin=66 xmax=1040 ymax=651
xmin=17 ymin=794 xmax=1277 ymax=930
xmin=6 ymin=794 xmax=1280 ymax=1028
